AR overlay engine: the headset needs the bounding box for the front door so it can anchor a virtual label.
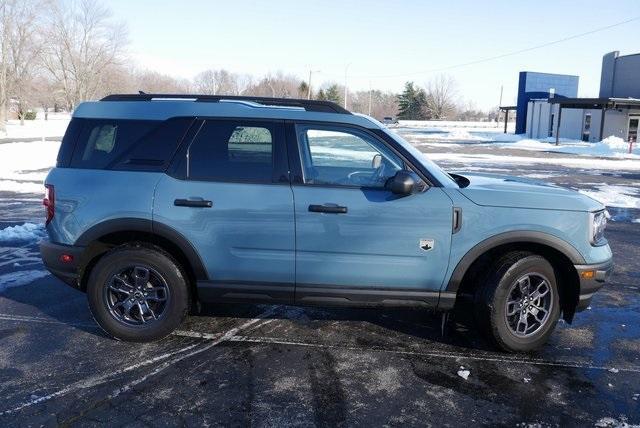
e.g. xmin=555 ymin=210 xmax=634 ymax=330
xmin=290 ymin=123 xmax=453 ymax=306
xmin=628 ymin=117 xmax=639 ymax=143
xmin=153 ymin=119 xmax=295 ymax=303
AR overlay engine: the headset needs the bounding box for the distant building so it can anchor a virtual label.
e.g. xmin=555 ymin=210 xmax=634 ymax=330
xmin=522 ymin=51 xmax=640 ymax=143
xmin=515 ymin=72 xmax=579 ymax=134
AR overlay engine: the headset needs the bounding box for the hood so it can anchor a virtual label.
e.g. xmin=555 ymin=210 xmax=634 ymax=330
xmin=454 ymin=172 xmax=603 ymax=212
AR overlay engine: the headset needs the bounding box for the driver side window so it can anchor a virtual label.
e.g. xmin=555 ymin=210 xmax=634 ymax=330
xmin=296 ymin=125 xmax=403 ymax=188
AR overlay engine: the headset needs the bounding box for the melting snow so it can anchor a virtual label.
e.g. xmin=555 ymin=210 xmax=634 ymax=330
xmin=457 ymin=366 xmax=470 ymax=380
xmin=579 ymin=185 xmax=640 ymax=209
xmin=595 ymin=416 xmax=640 ymax=428
xmin=0 ymin=223 xmax=45 ymax=242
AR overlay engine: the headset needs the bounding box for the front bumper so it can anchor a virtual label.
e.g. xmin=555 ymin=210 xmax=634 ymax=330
xmin=574 ymin=259 xmax=613 ymax=311
xmin=39 ymin=240 xmax=85 ymax=290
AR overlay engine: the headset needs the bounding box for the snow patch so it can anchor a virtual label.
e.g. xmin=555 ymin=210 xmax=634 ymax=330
xmin=426 ymin=152 xmax=640 ymax=171
xmin=595 ymin=416 xmax=640 ymax=428
xmin=579 ymin=185 xmax=640 ymax=209
xmin=0 ymin=270 xmax=49 ymax=292
xmin=0 ymin=223 xmax=45 ymax=242
xmin=457 ymin=366 xmax=470 ymax=380
xmin=0 ymin=180 xmax=44 ymax=194
xmin=0 ymin=140 xmax=61 ymax=174
xmin=2 ymin=115 xmax=70 ymax=139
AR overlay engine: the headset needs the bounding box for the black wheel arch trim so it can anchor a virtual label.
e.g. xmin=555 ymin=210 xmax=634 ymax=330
xmin=75 ymin=217 xmax=208 ymax=280
xmin=445 ymin=231 xmax=586 ymax=294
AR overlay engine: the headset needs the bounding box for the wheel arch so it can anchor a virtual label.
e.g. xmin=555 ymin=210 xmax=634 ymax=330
xmin=75 ymin=218 xmax=208 ymax=295
xmin=445 ymin=231 xmax=583 ymax=321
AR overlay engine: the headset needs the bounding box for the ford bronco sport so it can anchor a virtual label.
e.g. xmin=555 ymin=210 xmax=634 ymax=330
xmin=40 ymin=94 xmax=613 ymax=352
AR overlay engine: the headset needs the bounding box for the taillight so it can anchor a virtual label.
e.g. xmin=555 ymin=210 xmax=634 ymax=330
xmin=43 ymin=184 xmax=54 ymax=225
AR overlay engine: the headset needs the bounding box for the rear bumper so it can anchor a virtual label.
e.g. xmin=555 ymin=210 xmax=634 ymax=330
xmin=574 ymin=259 xmax=613 ymax=311
xmin=39 ymin=240 xmax=85 ymax=290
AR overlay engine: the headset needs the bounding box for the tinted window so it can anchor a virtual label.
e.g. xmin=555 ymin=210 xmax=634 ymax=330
xmin=70 ymin=119 xmax=158 ymax=169
xmin=296 ymin=125 xmax=403 ymax=188
xmin=188 ymin=120 xmax=275 ymax=182
xmin=56 ymin=118 xmax=84 ymax=167
xmin=112 ymin=118 xmax=194 ymax=171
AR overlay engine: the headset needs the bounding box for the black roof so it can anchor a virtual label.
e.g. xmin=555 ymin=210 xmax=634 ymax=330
xmin=548 ymin=97 xmax=640 ymax=109
xmin=100 ymin=93 xmax=351 ymax=114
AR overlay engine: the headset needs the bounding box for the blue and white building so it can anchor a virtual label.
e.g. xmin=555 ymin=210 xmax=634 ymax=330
xmin=520 ymin=51 xmax=640 ymax=143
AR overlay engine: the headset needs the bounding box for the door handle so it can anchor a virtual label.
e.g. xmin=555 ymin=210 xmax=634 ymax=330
xmin=174 ymin=198 xmax=213 ymax=208
xmin=308 ymin=204 xmax=348 ymax=214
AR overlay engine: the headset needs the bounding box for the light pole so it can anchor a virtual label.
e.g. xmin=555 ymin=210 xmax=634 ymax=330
xmin=344 ymin=63 xmax=351 ymax=109
xmin=368 ymin=81 xmax=372 ymax=116
xmin=307 ymin=69 xmax=320 ymax=100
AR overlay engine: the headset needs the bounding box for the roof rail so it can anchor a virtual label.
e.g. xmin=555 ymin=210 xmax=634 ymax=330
xmin=100 ymin=93 xmax=351 ymax=114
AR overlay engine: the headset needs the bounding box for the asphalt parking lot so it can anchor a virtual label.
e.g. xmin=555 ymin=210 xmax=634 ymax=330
xmin=1 ymin=138 xmax=639 ymax=426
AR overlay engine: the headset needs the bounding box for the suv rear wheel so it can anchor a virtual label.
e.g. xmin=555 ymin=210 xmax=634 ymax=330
xmin=87 ymin=245 xmax=190 ymax=342
xmin=474 ymin=251 xmax=560 ymax=352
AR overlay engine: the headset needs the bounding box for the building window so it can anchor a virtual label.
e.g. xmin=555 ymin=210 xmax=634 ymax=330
xmin=582 ymin=114 xmax=592 ymax=142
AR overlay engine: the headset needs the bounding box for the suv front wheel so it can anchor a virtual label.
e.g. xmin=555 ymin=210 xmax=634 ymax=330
xmin=87 ymin=245 xmax=190 ymax=342
xmin=475 ymin=252 xmax=560 ymax=352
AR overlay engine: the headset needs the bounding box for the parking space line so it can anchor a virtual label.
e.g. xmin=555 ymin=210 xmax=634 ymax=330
xmin=0 ymin=313 xmax=98 ymax=328
xmin=0 ymin=309 xmax=276 ymax=416
xmin=225 ymin=335 xmax=640 ymax=374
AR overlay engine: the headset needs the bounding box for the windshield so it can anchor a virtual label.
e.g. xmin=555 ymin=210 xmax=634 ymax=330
xmin=379 ymin=127 xmax=459 ymax=188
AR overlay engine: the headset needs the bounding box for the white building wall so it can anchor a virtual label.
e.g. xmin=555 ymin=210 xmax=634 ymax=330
xmin=602 ymin=109 xmax=640 ymax=140
xmin=558 ymin=107 xmax=587 ymax=141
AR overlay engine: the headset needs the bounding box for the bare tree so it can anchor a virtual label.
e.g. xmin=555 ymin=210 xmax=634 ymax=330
xmin=8 ymin=1 xmax=45 ymax=124
xmin=193 ymin=69 xmax=249 ymax=95
xmin=42 ymin=0 xmax=128 ymax=111
xmin=425 ymin=74 xmax=457 ymax=119
xmin=0 ymin=0 xmax=47 ymax=130
xmin=133 ymin=70 xmax=191 ymax=94
xmin=246 ymin=72 xmax=300 ymax=98
xmin=350 ymin=90 xmax=398 ymax=119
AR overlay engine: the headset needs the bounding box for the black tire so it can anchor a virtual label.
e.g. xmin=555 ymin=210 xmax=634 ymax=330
xmin=87 ymin=244 xmax=190 ymax=342
xmin=474 ymin=251 xmax=560 ymax=352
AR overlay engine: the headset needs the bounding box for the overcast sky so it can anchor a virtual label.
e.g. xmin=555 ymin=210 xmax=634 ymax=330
xmin=108 ymin=0 xmax=640 ymax=109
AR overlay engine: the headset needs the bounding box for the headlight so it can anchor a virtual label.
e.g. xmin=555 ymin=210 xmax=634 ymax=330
xmin=589 ymin=210 xmax=608 ymax=245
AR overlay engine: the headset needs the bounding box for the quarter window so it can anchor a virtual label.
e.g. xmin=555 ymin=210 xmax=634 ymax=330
xmin=296 ymin=125 xmax=403 ymax=188
xmin=70 ymin=120 xmax=158 ymax=169
xmin=188 ymin=120 xmax=275 ymax=182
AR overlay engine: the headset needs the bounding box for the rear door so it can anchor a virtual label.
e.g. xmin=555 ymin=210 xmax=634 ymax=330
xmin=153 ymin=118 xmax=295 ymax=303
xmin=289 ymin=123 xmax=454 ymax=306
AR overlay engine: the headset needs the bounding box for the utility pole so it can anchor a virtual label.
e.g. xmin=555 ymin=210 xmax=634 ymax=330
xmin=368 ymin=81 xmax=372 ymax=116
xmin=344 ymin=63 xmax=351 ymax=109
xmin=498 ymin=85 xmax=503 ymax=128
xmin=307 ymin=69 xmax=320 ymax=100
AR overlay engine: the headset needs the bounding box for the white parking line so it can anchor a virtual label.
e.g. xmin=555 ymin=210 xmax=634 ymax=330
xmin=0 ymin=309 xmax=276 ymax=416
xmin=0 ymin=313 xmax=98 ymax=328
xmin=225 ymin=335 xmax=640 ymax=374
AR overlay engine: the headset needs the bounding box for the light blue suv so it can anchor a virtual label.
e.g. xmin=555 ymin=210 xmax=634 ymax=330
xmin=39 ymin=94 xmax=613 ymax=351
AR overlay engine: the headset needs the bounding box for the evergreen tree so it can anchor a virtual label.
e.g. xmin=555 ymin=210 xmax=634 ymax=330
xmin=397 ymin=82 xmax=427 ymax=120
xmin=298 ymin=81 xmax=309 ymax=98
xmin=324 ymin=84 xmax=341 ymax=104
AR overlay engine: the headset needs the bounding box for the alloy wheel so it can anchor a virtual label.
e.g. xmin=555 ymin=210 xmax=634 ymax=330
xmin=103 ymin=265 xmax=170 ymax=326
xmin=504 ymin=273 xmax=554 ymax=337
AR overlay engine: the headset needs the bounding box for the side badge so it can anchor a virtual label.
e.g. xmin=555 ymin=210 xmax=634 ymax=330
xmin=420 ymin=239 xmax=435 ymax=252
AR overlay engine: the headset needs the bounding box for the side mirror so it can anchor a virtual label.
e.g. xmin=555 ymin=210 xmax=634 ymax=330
xmin=387 ymin=170 xmax=416 ymax=195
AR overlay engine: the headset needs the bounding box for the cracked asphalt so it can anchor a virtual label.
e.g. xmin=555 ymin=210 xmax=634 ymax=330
xmin=1 ymin=134 xmax=639 ymax=427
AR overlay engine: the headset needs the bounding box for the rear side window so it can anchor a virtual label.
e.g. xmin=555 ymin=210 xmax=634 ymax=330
xmin=69 ymin=118 xmax=193 ymax=171
xmin=187 ymin=120 xmax=277 ymax=182
xmin=70 ymin=120 xmax=158 ymax=169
